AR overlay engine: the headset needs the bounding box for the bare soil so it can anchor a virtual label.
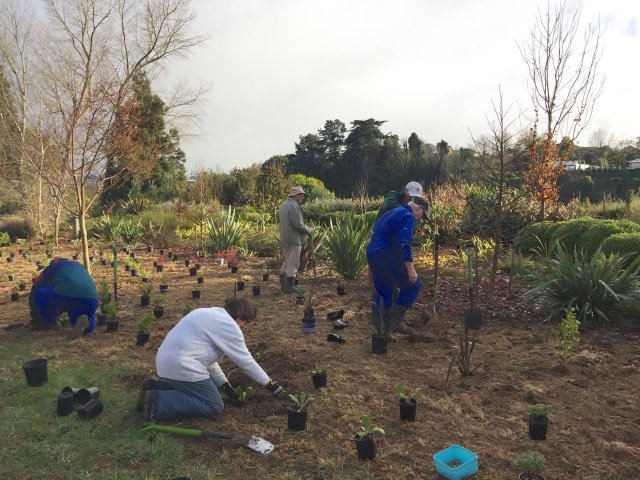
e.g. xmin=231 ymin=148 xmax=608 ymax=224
xmin=2 ymin=244 xmax=640 ymax=479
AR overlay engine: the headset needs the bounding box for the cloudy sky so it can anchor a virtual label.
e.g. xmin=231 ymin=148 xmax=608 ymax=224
xmin=164 ymin=0 xmax=639 ymax=173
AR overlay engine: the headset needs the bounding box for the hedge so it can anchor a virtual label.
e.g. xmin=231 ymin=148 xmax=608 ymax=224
xmin=601 ymin=233 xmax=640 ymax=261
xmin=581 ymin=220 xmax=640 ymax=257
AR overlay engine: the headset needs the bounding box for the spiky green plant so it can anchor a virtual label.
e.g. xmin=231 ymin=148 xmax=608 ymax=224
xmin=205 ymin=206 xmax=248 ymax=253
xmin=120 ymin=221 xmax=142 ymax=246
xmin=90 ymin=215 xmax=124 ymax=242
xmin=322 ymin=214 xmax=372 ymax=280
xmin=525 ymin=245 xmax=640 ymax=324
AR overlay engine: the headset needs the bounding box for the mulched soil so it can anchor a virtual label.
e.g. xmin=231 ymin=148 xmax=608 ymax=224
xmin=1 ymin=244 xmax=639 ymax=479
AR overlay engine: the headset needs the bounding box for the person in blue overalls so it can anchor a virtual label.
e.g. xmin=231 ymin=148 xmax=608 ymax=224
xmin=29 ymin=258 xmax=99 ymax=338
xmin=366 ymin=197 xmax=428 ymax=339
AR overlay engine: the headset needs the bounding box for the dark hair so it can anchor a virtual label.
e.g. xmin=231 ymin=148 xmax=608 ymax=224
xmin=224 ymin=298 xmax=256 ymax=322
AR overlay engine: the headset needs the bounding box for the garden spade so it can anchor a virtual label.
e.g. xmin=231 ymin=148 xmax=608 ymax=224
xmin=140 ymin=422 xmax=275 ymax=454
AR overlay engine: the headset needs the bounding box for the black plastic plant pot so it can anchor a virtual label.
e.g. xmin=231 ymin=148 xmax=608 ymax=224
xmin=354 ymin=435 xmax=376 ymax=461
xmin=57 ymin=392 xmax=74 ymax=416
xmin=62 ymin=386 xmax=80 ymax=401
xmin=519 ymin=474 xmax=546 ymax=480
xmin=371 ymin=335 xmax=387 ymax=355
xmin=142 ymin=277 xmax=149 ymax=283
xmin=141 ymin=296 xmax=150 ymax=307
xmin=185 ymin=259 xmax=191 ymax=267
xmin=22 ymin=358 xmax=48 ymax=387
xmin=11 ymin=292 xmax=19 ymax=301
xmin=130 ymin=269 xmax=137 ymax=277
xmin=337 ymin=286 xmax=346 ymax=296
xmin=236 ymin=281 xmax=244 ymax=291
xmin=106 ymin=320 xmax=119 ymax=333
xmin=154 ymin=307 xmax=165 ymax=318
xmin=77 ymin=398 xmax=103 ymax=420
xmin=159 ymin=285 xmax=169 ymax=294
xmin=464 ymin=308 xmax=483 ymax=330
xmin=231 ymin=266 xmax=238 ymax=273
xmin=287 ymin=407 xmax=308 ymax=431
xmin=197 ymin=276 xmax=204 ymax=284
xmin=262 ymin=273 xmax=269 ymax=281
xmin=312 ymin=373 xmax=327 ymax=389
xmin=8 ymin=274 xmax=14 ymax=281
xmin=399 ymin=398 xmax=417 ymax=421
xmin=101 ymin=259 xmax=107 ymax=266
xmin=7 ymin=257 xmax=13 ymax=263
xmin=125 ymin=264 xmax=130 ymax=272
xmin=252 ymin=286 xmax=261 ymax=296
xmin=76 ymin=387 xmax=100 ymax=405
xmin=156 ymin=265 xmax=164 ymax=273
xmin=130 ymin=252 xmax=137 ymax=259
xmin=195 ymin=264 xmax=201 ymax=270
xmin=529 ymin=415 xmax=549 ymax=440
xmin=172 ymin=254 xmax=178 ymax=261
xmin=97 ymin=313 xmax=107 ymax=326
xmin=136 ymin=332 xmax=150 ymax=346
xmin=147 ymin=246 xmax=153 ymax=253
xmin=192 ymin=290 xmax=201 ymax=299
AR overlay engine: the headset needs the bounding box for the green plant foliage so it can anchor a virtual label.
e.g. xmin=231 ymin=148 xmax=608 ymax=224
xmin=580 ymin=220 xmax=640 ymax=257
xmin=245 ymin=225 xmax=280 ymax=257
xmin=139 ymin=283 xmax=153 ymax=297
xmin=393 ymin=384 xmax=420 ymax=402
xmin=515 ymin=451 xmax=546 ymax=474
xmin=181 ymin=302 xmax=194 ymax=316
xmin=97 ymin=280 xmax=111 ymax=305
xmin=234 ymin=386 xmax=254 ymax=404
xmin=513 ymin=221 xmax=565 ymax=256
xmin=526 ymin=245 xmax=640 ymax=324
xmin=137 ymin=314 xmax=154 ymax=333
xmin=102 ymin=301 xmax=118 ymax=320
xmin=301 ymin=197 xmax=381 ymax=225
xmin=120 ymin=221 xmax=142 ymax=245
xmin=287 ymin=173 xmax=335 ymax=201
xmin=288 ymin=393 xmax=314 ymax=413
xmin=89 ymin=215 xmax=124 ymax=242
xmin=205 ymin=206 xmax=248 ymax=253
xmin=0 ymin=216 xmax=35 ymax=241
xmin=152 ymin=296 xmax=166 ymax=308
xmin=601 ymin=232 xmax=640 ymax=262
xmin=550 ymin=218 xmax=597 ymax=253
xmin=355 ymin=414 xmax=385 ymax=439
xmin=554 ymin=308 xmax=580 ymax=358
xmin=0 ymin=231 xmax=10 ymax=246
xmin=529 ymin=404 xmax=551 ymax=417
xmin=322 ymin=214 xmax=372 ymax=280
xmin=310 ymin=365 xmax=325 ymax=376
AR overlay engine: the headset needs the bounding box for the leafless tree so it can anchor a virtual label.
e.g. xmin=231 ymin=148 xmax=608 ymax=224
xmin=34 ymin=0 xmax=206 ymax=270
xmin=470 ymin=87 xmax=525 ymax=293
xmin=519 ymin=0 xmax=604 ymax=218
xmin=588 ymin=128 xmax=614 ymax=148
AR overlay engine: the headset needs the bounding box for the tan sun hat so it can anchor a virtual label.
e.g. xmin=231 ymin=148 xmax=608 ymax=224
xmin=289 ymin=186 xmax=306 ymax=197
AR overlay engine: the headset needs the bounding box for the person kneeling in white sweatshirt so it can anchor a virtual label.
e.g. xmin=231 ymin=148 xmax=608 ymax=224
xmin=140 ymin=298 xmax=284 ymax=421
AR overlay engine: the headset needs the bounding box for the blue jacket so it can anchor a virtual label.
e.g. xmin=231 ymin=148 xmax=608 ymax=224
xmin=366 ymin=205 xmax=415 ymax=262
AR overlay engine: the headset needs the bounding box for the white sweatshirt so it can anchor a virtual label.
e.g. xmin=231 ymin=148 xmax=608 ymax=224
xmin=156 ymin=307 xmax=270 ymax=387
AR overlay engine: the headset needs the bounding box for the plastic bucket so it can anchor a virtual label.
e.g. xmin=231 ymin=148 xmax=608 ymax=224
xmin=22 ymin=358 xmax=48 ymax=386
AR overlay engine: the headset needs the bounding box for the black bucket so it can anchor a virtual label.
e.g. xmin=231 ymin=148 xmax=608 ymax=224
xmin=22 ymin=358 xmax=48 ymax=386
xmin=57 ymin=392 xmax=74 ymax=416
xmin=76 ymin=387 xmax=100 ymax=405
xmin=77 ymin=398 xmax=103 ymax=420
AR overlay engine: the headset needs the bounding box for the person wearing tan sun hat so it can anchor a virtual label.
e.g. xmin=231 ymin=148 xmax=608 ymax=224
xmin=278 ymin=186 xmax=313 ymax=293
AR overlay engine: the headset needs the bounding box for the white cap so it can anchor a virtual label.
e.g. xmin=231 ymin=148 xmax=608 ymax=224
xmin=405 ymin=181 xmax=423 ymax=197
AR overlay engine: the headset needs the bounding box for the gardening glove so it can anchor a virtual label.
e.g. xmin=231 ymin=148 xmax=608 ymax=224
xmin=221 ymin=382 xmax=241 ymax=406
xmin=265 ymin=380 xmax=284 ymax=397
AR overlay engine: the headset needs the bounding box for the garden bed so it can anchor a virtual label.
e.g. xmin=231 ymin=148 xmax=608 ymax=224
xmin=0 ymin=243 xmax=639 ymax=479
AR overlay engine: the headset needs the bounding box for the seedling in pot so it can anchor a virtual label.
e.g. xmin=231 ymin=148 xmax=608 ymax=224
xmin=139 ymin=283 xmax=153 ymax=297
xmin=181 ymin=302 xmax=194 ymax=316
xmin=288 ymin=393 xmax=314 ymax=413
xmin=393 ymin=384 xmax=420 ymax=402
xmin=310 ymin=365 xmax=327 ymax=389
xmin=97 ymin=280 xmax=111 ymax=306
xmin=355 ymin=414 xmax=385 ymax=439
xmin=515 ymin=451 xmax=546 ymax=480
xmin=310 ymin=365 xmax=326 ymax=377
xmin=529 ymin=404 xmax=550 ymax=418
xmin=102 ymin=301 xmax=118 ymax=321
xmin=137 ymin=314 xmax=154 ymax=334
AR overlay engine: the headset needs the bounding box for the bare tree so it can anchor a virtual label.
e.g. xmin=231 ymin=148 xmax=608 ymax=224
xmin=34 ymin=0 xmax=206 ymax=269
xmin=588 ymin=128 xmax=614 ymax=148
xmin=520 ymin=0 xmax=604 ymax=218
xmin=470 ymin=87 xmax=525 ymax=293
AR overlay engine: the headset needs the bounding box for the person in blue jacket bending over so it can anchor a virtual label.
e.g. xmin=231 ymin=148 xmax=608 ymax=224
xmin=29 ymin=258 xmax=99 ymax=338
xmin=366 ymin=197 xmax=428 ymax=339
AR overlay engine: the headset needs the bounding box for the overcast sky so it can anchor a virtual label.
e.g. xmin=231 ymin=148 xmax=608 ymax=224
xmin=164 ymin=0 xmax=639 ymax=174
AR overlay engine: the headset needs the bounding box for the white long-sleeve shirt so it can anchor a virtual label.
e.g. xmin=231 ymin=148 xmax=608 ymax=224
xmin=156 ymin=307 xmax=270 ymax=387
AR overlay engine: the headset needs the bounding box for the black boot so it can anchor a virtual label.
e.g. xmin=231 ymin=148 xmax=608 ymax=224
xmin=283 ymin=276 xmax=298 ymax=294
xmin=279 ymin=273 xmax=286 ymax=292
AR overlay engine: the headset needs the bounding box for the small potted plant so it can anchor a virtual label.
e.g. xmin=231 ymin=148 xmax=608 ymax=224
xmin=302 ymin=296 xmax=316 ymax=334
xmin=189 ymin=264 xmax=197 ymax=276
xmin=140 ymin=283 xmax=153 ymax=306
xmin=336 ymin=283 xmax=346 ymax=296
xmin=394 ymin=384 xmax=420 ymax=421
xmin=262 ymin=271 xmax=270 ymax=281
xmin=136 ymin=314 xmax=153 ymax=346
xmin=129 ymin=260 xmax=139 ymax=277
xmin=197 ymin=274 xmax=204 ymax=284
xmin=153 ymin=297 xmax=166 ymax=318
xmin=515 ymin=451 xmax=546 ymax=480
xmin=156 ymin=263 xmax=164 ymax=273
xmin=139 ymin=267 xmax=150 ymax=283
xmin=8 ymin=271 xmax=14 ymax=281
xmin=10 ymin=286 xmax=20 ymax=301
xmin=287 ymin=393 xmax=314 ymax=431
xmin=181 ymin=302 xmax=194 ymax=316
xmin=310 ymin=365 xmax=327 ymax=389
xmin=18 ymin=279 xmax=27 ymax=291
xmin=97 ymin=280 xmax=112 ymax=310
xmin=354 ymin=414 xmax=385 ymax=461
xmin=192 ymin=288 xmax=201 ymax=299
xmin=103 ymin=302 xmax=119 ymax=332
xmin=159 ymin=278 xmax=169 ymax=294
xmin=528 ymin=404 xmax=550 ymax=440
